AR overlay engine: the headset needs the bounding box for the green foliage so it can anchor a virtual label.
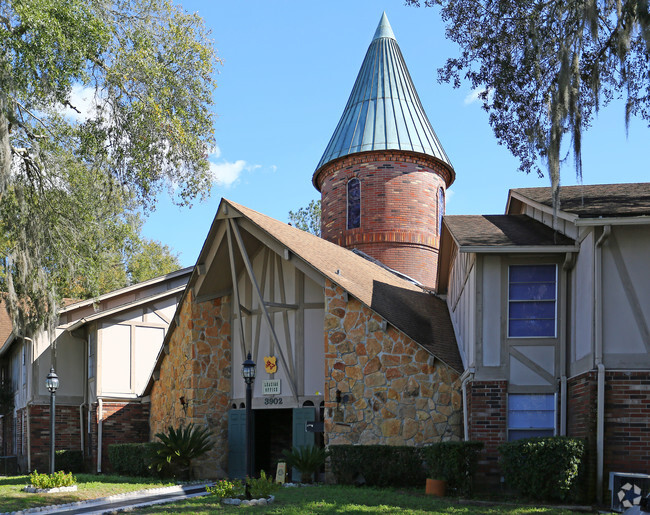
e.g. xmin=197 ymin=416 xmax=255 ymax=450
xmin=108 ymin=442 xmax=156 ymax=477
xmin=54 ymin=450 xmax=84 ymax=474
xmin=499 ymin=437 xmax=584 ymax=501
xmin=247 ymin=470 xmax=281 ymax=498
xmin=150 ymin=424 xmax=213 ymax=479
xmin=0 ymin=0 xmax=218 ymax=333
xmin=281 ymin=446 xmax=328 ymax=483
xmin=422 ymin=441 xmax=483 ymax=496
xmin=207 ymin=478 xmax=244 ymax=500
xmin=288 ymin=199 xmax=321 ymax=237
xmin=407 ymin=0 xmax=650 ymax=203
xmin=29 ymin=470 xmax=76 ymax=489
xmin=329 ymin=445 xmax=426 ymax=488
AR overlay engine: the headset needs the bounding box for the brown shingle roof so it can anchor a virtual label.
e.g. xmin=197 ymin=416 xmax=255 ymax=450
xmin=511 ymin=183 xmax=650 ymax=218
xmin=445 ymin=215 xmax=575 ymax=249
xmin=228 ymin=200 xmax=464 ymax=373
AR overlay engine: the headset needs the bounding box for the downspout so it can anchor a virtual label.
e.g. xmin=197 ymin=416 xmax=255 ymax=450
xmin=595 ymin=225 xmax=610 ymax=503
xmin=460 ymin=367 xmax=475 ymax=441
xmin=97 ymin=397 xmax=103 ymax=473
xmin=560 ymin=252 xmax=576 ymax=436
xmin=23 ymin=337 xmax=34 ymax=472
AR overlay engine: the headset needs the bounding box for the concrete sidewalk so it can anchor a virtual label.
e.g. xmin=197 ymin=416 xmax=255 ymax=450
xmin=7 ymin=483 xmax=211 ymax=515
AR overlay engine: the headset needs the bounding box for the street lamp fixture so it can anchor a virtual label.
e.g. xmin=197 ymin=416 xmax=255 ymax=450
xmin=241 ymin=352 xmax=256 ymax=496
xmin=46 ymin=366 xmax=59 ymax=475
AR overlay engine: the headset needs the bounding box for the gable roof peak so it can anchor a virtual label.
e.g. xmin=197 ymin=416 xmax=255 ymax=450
xmin=373 ymin=12 xmax=395 ymax=41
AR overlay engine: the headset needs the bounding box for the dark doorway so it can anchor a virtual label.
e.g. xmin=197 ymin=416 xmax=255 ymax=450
xmin=253 ymin=409 xmax=292 ymax=477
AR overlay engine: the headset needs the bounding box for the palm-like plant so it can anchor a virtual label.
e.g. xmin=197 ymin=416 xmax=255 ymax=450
xmin=150 ymin=424 xmax=213 ymax=479
xmin=281 ymin=446 xmax=328 ymax=483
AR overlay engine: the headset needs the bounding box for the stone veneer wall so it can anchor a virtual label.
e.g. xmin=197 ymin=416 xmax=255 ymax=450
xmin=323 ymin=280 xmax=462 ymax=446
xmin=149 ymin=292 xmax=232 ymax=479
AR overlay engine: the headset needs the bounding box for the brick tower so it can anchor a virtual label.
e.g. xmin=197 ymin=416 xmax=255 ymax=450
xmin=313 ymin=13 xmax=454 ymax=289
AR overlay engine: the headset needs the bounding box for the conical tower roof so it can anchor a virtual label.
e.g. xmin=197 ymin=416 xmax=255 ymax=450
xmin=314 ymin=13 xmax=453 ymax=183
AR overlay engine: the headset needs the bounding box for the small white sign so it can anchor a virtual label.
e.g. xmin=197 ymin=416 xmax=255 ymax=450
xmin=262 ymin=379 xmax=281 ymax=395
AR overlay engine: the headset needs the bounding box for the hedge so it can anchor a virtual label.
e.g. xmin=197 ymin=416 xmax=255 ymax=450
xmin=422 ymin=441 xmax=483 ymax=496
xmin=329 ymin=445 xmax=425 ymax=487
xmin=108 ymin=442 xmax=157 ymax=477
xmin=499 ymin=436 xmax=584 ymax=501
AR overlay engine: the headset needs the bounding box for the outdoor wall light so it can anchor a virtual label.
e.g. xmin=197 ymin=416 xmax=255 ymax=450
xmin=242 ymin=352 xmax=256 ymax=384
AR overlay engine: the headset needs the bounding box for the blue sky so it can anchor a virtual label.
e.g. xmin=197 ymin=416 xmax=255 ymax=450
xmin=142 ymin=1 xmax=649 ymax=267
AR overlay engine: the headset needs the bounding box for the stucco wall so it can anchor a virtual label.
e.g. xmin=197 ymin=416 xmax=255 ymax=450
xmin=149 ymin=292 xmax=232 ymax=478
xmin=323 ymin=280 xmax=462 ymax=446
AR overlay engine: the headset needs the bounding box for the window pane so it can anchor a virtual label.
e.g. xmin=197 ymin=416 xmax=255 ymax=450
xmin=509 ymin=301 xmax=556 ymax=319
xmin=509 ymin=283 xmax=556 ymax=301
xmin=508 ymin=429 xmax=554 ymax=441
xmin=510 ymin=265 xmax=556 ymax=283
xmin=509 ymin=394 xmax=555 ymax=411
xmin=509 ymin=318 xmax=556 ymax=337
xmin=509 ymin=410 xmax=555 ymax=429
xmin=347 ymin=179 xmax=360 ymax=229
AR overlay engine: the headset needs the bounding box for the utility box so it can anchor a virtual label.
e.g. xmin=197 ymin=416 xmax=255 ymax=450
xmin=610 ymin=472 xmax=650 ymax=512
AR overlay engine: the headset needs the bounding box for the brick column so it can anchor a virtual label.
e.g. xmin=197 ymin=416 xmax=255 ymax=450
xmin=466 ymin=380 xmax=507 ymax=488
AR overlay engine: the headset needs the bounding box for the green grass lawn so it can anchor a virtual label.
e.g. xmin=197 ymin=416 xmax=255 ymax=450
xmin=0 ymin=474 xmax=175 ymax=513
xmin=136 ymin=484 xmax=585 ymax=514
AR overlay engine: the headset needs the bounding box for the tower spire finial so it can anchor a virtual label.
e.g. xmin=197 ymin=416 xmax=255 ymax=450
xmin=373 ymin=12 xmax=395 ymax=40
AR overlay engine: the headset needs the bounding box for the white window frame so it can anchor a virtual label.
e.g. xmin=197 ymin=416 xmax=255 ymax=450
xmin=507 ymin=264 xmax=558 ymax=339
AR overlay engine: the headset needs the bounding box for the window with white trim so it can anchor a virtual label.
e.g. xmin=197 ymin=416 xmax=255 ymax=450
xmin=508 ymin=264 xmax=557 ymax=338
xmin=508 ymin=393 xmax=555 ymax=441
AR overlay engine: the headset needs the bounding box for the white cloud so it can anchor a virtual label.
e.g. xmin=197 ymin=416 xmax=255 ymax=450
xmin=211 ymin=145 xmax=222 ymax=159
xmin=446 ymin=188 xmax=455 ymax=203
xmin=210 ymin=160 xmax=261 ymax=187
xmin=464 ymin=87 xmax=492 ymax=105
xmin=270 ymin=165 xmax=278 ymax=173
xmin=61 ymin=84 xmax=97 ymax=122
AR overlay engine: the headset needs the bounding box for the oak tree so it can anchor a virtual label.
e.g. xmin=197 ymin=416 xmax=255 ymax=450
xmin=407 ymin=0 xmax=650 ymax=203
xmin=1 ymin=0 xmax=219 ymax=333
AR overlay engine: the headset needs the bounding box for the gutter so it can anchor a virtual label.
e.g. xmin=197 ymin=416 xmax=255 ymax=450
xmin=595 ymin=225 xmax=610 ymax=503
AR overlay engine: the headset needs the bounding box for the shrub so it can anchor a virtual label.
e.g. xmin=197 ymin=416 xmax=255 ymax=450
xmin=421 ymin=441 xmax=483 ymax=496
xmin=207 ymin=478 xmax=244 ymax=500
xmin=108 ymin=442 xmax=156 ymax=477
xmin=29 ymin=470 xmax=76 ymax=489
xmin=281 ymin=446 xmax=328 ymax=483
xmin=499 ymin=436 xmax=584 ymax=501
xmin=54 ymin=449 xmax=84 ymax=473
xmin=247 ymin=470 xmax=280 ymax=498
xmin=329 ymin=445 xmax=425 ymax=488
xmin=150 ymin=423 xmax=214 ymax=479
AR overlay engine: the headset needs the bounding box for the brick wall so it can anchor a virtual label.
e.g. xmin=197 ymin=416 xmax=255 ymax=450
xmin=604 ymin=371 xmax=650 ymax=475
xmin=28 ymin=404 xmax=82 ymax=471
xmin=466 ymin=380 xmax=507 ymax=487
xmin=323 ymin=280 xmax=462 ymax=447
xmin=96 ymin=401 xmax=150 ymax=473
xmin=567 ymin=371 xmax=597 ymax=500
xmin=315 ymin=150 xmax=452 ymax=289
xmin=149 ymin=292 xmax=232 ymax=479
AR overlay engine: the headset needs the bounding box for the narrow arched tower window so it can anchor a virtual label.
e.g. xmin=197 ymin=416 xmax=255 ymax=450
xmin=438 ymin=187 xmax=445 ymax=234
xmin=347 ymin=178 xmax=361 ymax=229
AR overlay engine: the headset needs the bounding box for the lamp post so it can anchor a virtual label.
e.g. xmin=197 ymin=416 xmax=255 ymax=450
xmin=241 ymin=352 xmax=256 ymax=493
xmin=45 ymin=366 xmax=59 ymax=475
